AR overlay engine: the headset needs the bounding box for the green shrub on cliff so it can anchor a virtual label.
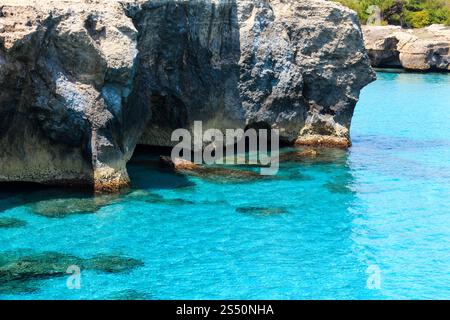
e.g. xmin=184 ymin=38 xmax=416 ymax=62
xmin=333 ymin=0 xmax=450 ymax=27
xmin=406 ymin=9 xmax=432 ymax=27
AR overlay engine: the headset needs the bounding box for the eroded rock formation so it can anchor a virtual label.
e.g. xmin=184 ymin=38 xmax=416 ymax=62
xmin=363 ymin=25 xmax=450 ymax=71
xmin=133 ymin=0 xmax=375 ymax=147
xmin=0 ymin=0 xmax=142 ymax=192
xmin=0 ymin=0 xmax=374 ymax=192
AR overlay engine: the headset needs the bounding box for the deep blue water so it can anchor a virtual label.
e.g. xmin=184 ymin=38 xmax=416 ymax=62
xmin=0 ymin=71 xmax=449 ymax=299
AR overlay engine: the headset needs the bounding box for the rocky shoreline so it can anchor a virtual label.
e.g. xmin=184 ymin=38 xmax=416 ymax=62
xmin=363 ymin=24 xmax=450 ymax=72
xmin=0 ymin=0 xmax=375 ymax=192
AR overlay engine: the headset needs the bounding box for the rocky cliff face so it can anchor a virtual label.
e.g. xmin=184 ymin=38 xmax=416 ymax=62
xmin=363 ymin=25 xmax=450 ymax=71
xmin=133 ymin=0 xmax=375 ymax=147
xmin=0 ymin=0 xmax=142 ymax=191
xmin=0 ymin=0 xmax=374 ymax=192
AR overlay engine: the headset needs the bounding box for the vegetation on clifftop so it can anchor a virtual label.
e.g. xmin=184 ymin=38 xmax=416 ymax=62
xmin=334 ymin=0 xmax=450 ymax=27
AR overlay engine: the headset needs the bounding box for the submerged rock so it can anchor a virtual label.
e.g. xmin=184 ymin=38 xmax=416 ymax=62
xmin=126 ymin=189 xmax=163 ymax=200
xmin=29 ymin=195 xmax=119 ymax=218
xmin=0 ymin=0 xmax=374 ymax=191
xmin=0 ymin=252 xmax=83 ymax=283
xmin=160 ymin=156 xmax=270 ymax=183
xmin=0 ymin=251 xmax=144 ymax=292
xmin=278 ymin=149 xmax=319 ymax=163
xmin=0 ymin=217 xmax=27 ymax=228
xmin=188 ymin=166 xmax=273 ymax=184
xmin=363 ymin=25 xmax=450 ymax=71
xmin=127 ymin=189 xmax=194 ymax=205
xmin=285 ymin=147 xmax=349 ymax=167
xmin=236 ymin=206 xmax=288 ymax=216
xmin=106 ymin=289 xmax=151 ymax=300
xmin=0 ymin=280 xmax=39 ymax=295
xmin=84 ymin=255 xmax=144 ymax=273
xmin=148 ymin=198 xmax=195 ymax=206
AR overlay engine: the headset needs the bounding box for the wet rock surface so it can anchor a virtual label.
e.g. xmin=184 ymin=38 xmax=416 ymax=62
xmin=160 ymin=156 xmax=273 ymax=183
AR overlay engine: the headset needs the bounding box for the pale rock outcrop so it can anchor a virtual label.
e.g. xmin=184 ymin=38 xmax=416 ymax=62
xmin=0 ymin=0 xmax=374 ymax=192
xmin=363 ymin=24 xmax=450 ymax=71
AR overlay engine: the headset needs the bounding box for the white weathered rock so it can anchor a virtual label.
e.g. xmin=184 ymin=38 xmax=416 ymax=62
xmin=363 ymin=24 xmax=450 ymax=71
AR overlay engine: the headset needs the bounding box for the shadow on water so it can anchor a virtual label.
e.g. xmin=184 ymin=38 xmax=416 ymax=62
xmin=129 ymin=145 xmax=356 ymax=189
xmin=0 ymin=182 xmax=93 ymax=213
xmin=0 ymin=146 xmax=196 ymax=216
xmin=127 ymin=145 xmax=196 ymax=190
xmin=0 ymin=183 xmax=122 ymax=218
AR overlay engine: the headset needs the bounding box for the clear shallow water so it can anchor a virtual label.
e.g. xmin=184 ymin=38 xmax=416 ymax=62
xmin=0 ymin=71 xmax=449 ymax=300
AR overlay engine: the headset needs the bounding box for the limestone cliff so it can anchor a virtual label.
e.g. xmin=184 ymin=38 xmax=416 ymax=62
xmin=363 ymin=25 xmax=450 ymax=71
xmin=0 ymin=0 xmax=141 ymax=191
xmin=134 ymin=0 xmax=375 ymax=147
xmin=0 ymin=0 xmax=374 ymax=192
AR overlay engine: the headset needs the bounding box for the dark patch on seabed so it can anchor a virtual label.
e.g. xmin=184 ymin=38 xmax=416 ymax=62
xmin=0 ymin=251 xmax=144 ymax=294
xmin=106 ymin=289 xmax=153 ymax=300
xmin=236 ymin=206 xmax=288 ymax=216
xmin=0 ymin=217 xmax=27 ymax=228
xmin=28 ymin=195 xmax=121 ymax=218
xmin=27 ymin=189 xmax=199 ymax=217
xmin=0 ymin=183 xmax=116 ymax=215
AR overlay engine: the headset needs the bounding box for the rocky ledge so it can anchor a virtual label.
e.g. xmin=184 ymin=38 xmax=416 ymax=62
xmin=363 ymin=24 xmax=450 ymax=71
xmin=0 ymin=0 xmax=374 ymax=192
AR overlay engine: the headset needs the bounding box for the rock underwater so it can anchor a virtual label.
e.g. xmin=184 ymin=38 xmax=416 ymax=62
xmin=0 ymin=0 xmax=375 ymax=192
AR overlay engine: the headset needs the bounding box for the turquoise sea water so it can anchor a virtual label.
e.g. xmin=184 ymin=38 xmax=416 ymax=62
xmin=0 ymin=71 xmax=449 ymax=299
